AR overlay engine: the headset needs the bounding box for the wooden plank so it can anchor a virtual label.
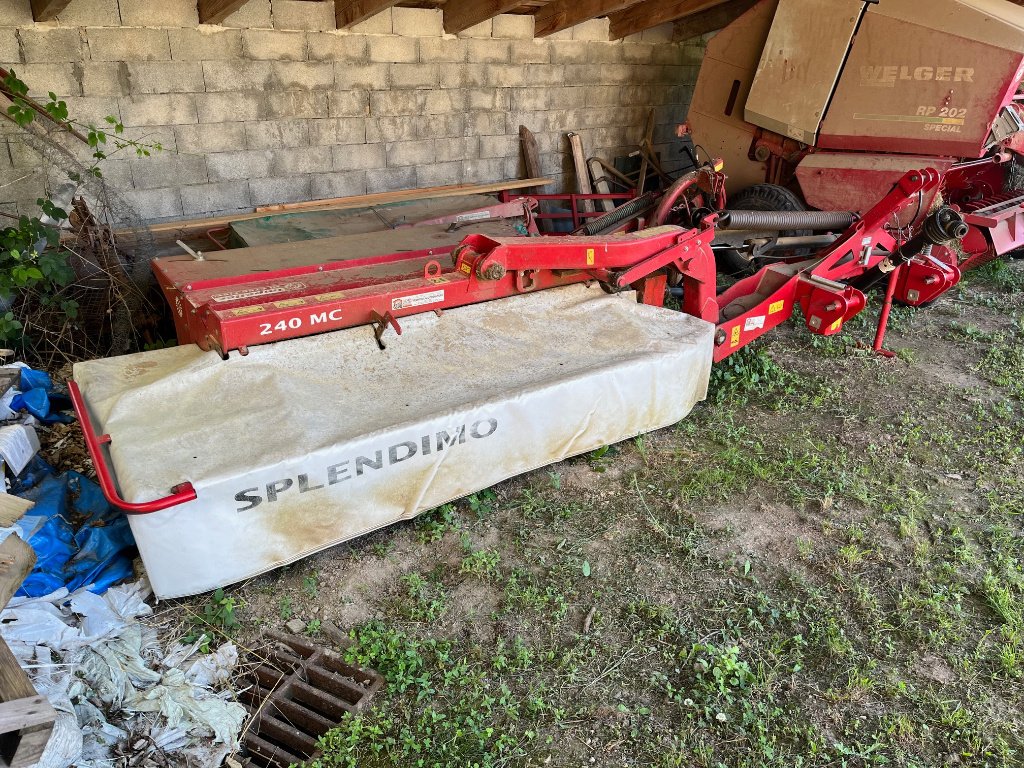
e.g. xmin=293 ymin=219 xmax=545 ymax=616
xmin=608 ymin=0 xmax=728 ymax=39
xmin=672 ymin=0 xmax=758 ymax=40
xmin=335 ymin=0 xmax=402 ymax=28
xmin=533 ymin=0 xmax=640 ymax=37
xmin=197 ymin=0 xmax=252 ymax=24
xmin=29 ymin=0 xmax=73 ymax=21
xmin=0 ymin=497 xmax=33 ymax=530
xmin=518 ymin=126 xmax=544 ymax=194
xmin=443 ymin=0 xmax=523 ymax=34
xmin=588 ymin=158 xmax=615 ymax=212
xmin=567 ymin=133 xmax=595 ymax=214
xmin=0 ymin=697 xmax=57 ymax=734
xmin=114 ymin=178 xmax=554 ymax=241
xmin=0 ymin=641 xmax=54 ymax=768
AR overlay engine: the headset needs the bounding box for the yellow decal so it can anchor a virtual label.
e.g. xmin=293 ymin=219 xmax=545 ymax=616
xmin=830 ymin=318 xmax=842 ymax=331
xmin=730 ymin=326 xmax=741 ymax=347
xmin=274 ymin=298 xmax=306 ymax=308
xmin=586 ymin=248 xmax=595 ymax=266
xmin=460 ymin=262 xmax=472 ymax=275
xmin=769 ymin=300 xmax=785 ymax=315
xmin=230 ymin=305 xmax=264 ymax=316
xmin=310 ymin=291 xmax=347 ymax=303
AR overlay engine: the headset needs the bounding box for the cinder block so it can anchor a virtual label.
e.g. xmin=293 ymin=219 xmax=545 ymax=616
xmin=680 ymin=43 xmax=706 ymax=65
xmin=88 ymin=29 xmax=171 ymax=61
xmin=367 ymin=166 xmax=416 ymax=192
xmin=127 ymin=62 xmax=205 ymax=94
xmin=364 ymin=116 xmax=418 ymax=143
xmin=466 ymin=88 xmax=507 ymax=111
xmin=7 ymin=138 xmax=43 ymax=168
xmin=479 ymin=134 xmax=517 ymax=159
xmin=386 ymin=138 xmax=433 ymax=167
xmin=456 ymin=20 xmax=491 ymax=39
xmin=466 ymin=111 xmax=504 ymax=136
xmin=491 ymin=14 xmax=533 ymax=39
xmin=55 ymin=0 xmax=121 ymax=26
xmin=548 ymin=40 xmax=587 ymax=64
xmin=206 ymin=149 xmax=273 ymax=181
xmin=439 ymin=63 xmax=488 ymax=89
xmin=418 ymin=37 xmax=467 ymax=64
xmin=80 ymin=63 xmax=129 ymax=96
xmin=424 ymin=89 xmax=466 ymax=114
xmin=484 ymin=64 xmax=526 ymax=87
xmin=59 ymin=96 xmax=120 ymax=126
xmin=272 ymin=0 xmax=336 ymax=31
xmin=433 ymin=136 xmax=477 ymax=162
xmin=202 ymin=61 xmax=273 ymax=91
xmin=130 ymin=153 xmax=207 ymax=189
xmin=334 ymin=63 xmax=389 ymax=90
xmin=120 ymin=187 xmax=183 ymax=221
xmin=243 ymin=29 xmax=306 ymax=60
xmin=19 ymin=28 xmax=82 ymax=63
xmin=269 ymin=145 xmax=332 ymax=175
xmin=369 ymin=90 xmax=426 ymax=116
xmin=327 ymin=90 xmax=369 ymax=117
xmin=525 ymin=64 xmax=566 ymax=86
xmin=416 ymin=161 xmax=463 ymax=187
xmin=308 ymin=32 xmax=368 ymax=62
xmin=0 ymin=2 xmax=33 ymax=26
xmin=307 ymin=116 xmax=366 ymax=145
xmin=641 ymin=23 xmax=673 ymax=43
xmin=510 ymin=40 xmax=549 ymax=64
xmin=271 ymin=61 xmax=335 ymax=89
xmin=543 ymin=28 xmax=573 ymax=42
xmin=245 ymin=118 xmax=309 ymax=148
xmin=570 ymin=18 xmax=609 ymax=41
xmin=462 ymin=157 xmax=504 ymax=183
xmin=169 ymin=28 xmax=243 ymax=60
xmin=12 ymin=64 xmax=80 ymax=97
xmin=0 ymin=30 xmax=18 ymax=62
xmin=350 ymin=10 xmax=392 ymax=35
xmin=367 ymin=36 xmax=417 ymax=63
xmin=622 ymin=42 xmax=655 ymax=64
xmin=267 ymin=90 xmax=330 ymax=118
xmin=222 ymin=0 xmax=273 ymax=28
xmin=120 ymin=94 xmax=198 ymax=126
xmin=174 ymin=122 xmax=247 ymax=153
xmin=389 ymin=63 xmax=438 ymax=89
xmin=509 ymin=88 xmax=546 ymax=112
xmin=120 ymin=0 xmax=199 ymax=27
xmin=546 ymin=86 xmax=586 ymax=109
xmin=180 ymin=181 xmax=252 ymax=217
xmin=310 ymin=170 xmax=366 ymax=199
xmin=597 ymin=64 xmax=632 ymax=85
xmin=250 ymin=175 xmax=312 ymax=206
xmin=195 ymin=91 xmax=267 ymax=122
xmin=587 ymin=42 xmax=623 ymax=64
xmin=392 ymin=7 xmax=443 ymax=37
xmin=421 ymin=113 xmax=464 ymax=139
xmin=651 ymin=44 xmax=682 ymax=66
xmin=465 ymin=39 xmax=509 ymax=64
xmin=331 ymin=142 xmax=385 ymax=171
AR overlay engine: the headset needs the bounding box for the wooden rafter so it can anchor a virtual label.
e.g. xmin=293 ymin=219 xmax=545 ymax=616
xmin=443 ymin=0 xmax=523 ymax=34
xmin=30 ymin=0 xmax=73 ymax=21
xmin=672 ymin=0 xmax=758 ymax=40
xmin=198 ymin=0 xmax=252 ymax=24
xmin=534 ymin=0 xmax=641 ymax=37
xmin=608 ymin=0 xmax=730 ymax=39
xmin=336 ymin=0 xmax=403 ymax=28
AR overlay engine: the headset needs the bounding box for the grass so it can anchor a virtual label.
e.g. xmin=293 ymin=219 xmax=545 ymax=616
xmin=221 ymin=260 xmax=1024 ymax=768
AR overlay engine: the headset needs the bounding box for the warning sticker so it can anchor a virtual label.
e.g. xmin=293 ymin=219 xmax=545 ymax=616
xmin=455 ymin=210 xmax=492 ymax=222
xmin=230 ymin=305 xmax=265 ymax=316
xmin=212 ymin=282 xmax=305 ymax=303
xmin=830 ymin=318 xmax=842 ymax=331
xmin=392 ymin=289 xmax=445 ymax=311
xmin=311 ymin=291 xmax=347 ymax=303
xmin=768 ymin=300 xmax=785 ymax=315
xmin=743 ymin=315 xmax=765 ymax=332
xmin=730 ymin=326 xmax=741 ymax=347
xmin=586 ymin=248 xmax=595 ymax=266
xmin=274 ymin=298 xmax=306 ymax=308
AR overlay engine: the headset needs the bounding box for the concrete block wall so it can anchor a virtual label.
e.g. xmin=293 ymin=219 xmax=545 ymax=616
xmin=0 ymin=0 xmax=704 ymax=224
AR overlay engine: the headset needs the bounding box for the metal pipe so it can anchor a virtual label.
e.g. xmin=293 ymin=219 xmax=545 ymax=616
xmin=717 ymin=209 xmax=858 ymax=231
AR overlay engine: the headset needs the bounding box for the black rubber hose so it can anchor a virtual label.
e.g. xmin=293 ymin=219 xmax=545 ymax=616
xmin=718 ymin=209 xmax=858 ymax=231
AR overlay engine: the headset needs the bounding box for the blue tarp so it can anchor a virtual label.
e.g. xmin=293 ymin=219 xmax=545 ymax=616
xmin=11 ymin=457 xmax=136 ymax=597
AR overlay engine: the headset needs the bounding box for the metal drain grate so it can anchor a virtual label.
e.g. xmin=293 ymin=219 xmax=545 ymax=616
xmin=240 ymin=630 xmax=384 ymax=767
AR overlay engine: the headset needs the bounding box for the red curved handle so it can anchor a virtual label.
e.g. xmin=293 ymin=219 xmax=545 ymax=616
xmin=68 ymin=380 xmax=197 ymax=514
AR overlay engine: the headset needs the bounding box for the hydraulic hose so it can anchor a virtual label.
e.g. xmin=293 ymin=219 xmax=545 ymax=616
xmin=717 ymin=209 xmax=858 ymax=231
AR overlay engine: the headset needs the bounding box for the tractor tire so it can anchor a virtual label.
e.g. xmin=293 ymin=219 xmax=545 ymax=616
xmin=716 ymin=184 xmax=810 ymax=278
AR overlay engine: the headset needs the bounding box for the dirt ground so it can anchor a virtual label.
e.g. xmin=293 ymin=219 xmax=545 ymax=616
xmin=47 ymin=258 xmax=1024 ymax=767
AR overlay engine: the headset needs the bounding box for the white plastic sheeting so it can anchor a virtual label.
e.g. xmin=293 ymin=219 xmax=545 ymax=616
xmin=74 ymin=284 xmax=714 ymax=598
xmin=0 ymin=578 xmax=245 ymax=767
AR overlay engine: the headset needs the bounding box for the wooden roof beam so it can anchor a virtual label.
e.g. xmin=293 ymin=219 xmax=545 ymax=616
xmin=336 ymin=0 xmax=402 ymax=28
xmin=534 ymin=0 xmax=642 ymax=37
xmin=672 ymin=0 xmax=757 ymax=40
xmin=443 ymin=0 xmax=523 ymax=34
xmin=30 ymin=0 xmax=73 ymax=21
xmin=198 ymin=0 xmax=253 ymax=25
xmin=608 ymin=0 xmax=729 ymax=39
